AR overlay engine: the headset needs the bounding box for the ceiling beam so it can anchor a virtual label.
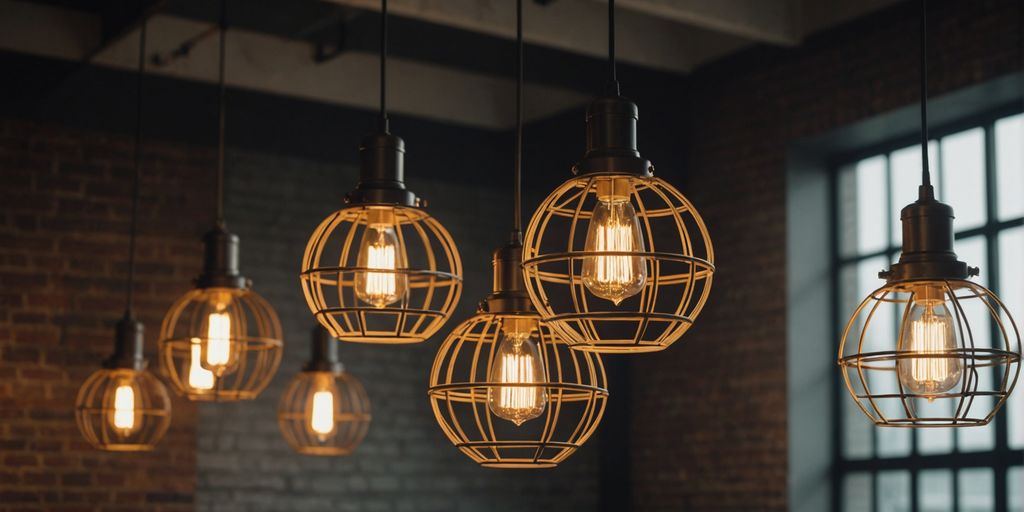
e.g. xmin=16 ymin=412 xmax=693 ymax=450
xmin=0 ymin=1 xmax=587 ymax=130
xmin=610 ymin=0 xmax=801 ymax=46
xmin=319 ymin=0 xmax=727 ymax=73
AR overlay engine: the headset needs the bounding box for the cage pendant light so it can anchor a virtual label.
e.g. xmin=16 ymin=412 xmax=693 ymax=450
xmin=75 ymin=19 xmax=172 ymax=451
xmin=278 ymin=326 xmax=372 ymax=456
xmin=837 ymin=0 xmax=1021 ymax=428
xmin=428 ymin=1 xmax=608 ymax=468
xmin=521 ymin=0 xmax=714 ymax=354
xmin=159 ymin=0 xmax=283 ymax=401
xmin=300 ymin=0 xmax=462 ymax=344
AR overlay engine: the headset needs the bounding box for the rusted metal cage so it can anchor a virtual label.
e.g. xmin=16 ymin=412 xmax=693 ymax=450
xmin=300 ymin=205 xmax=462 ymax=344
xmin=159 ymin=287 xmax=283 ymax=401
xmin=838 ymin=279 xmax=1021 ymax=427
xmin=522 ymin=175 xmax=714 ymax=353
xmin=278 ymin=371 xmax=371 ymax=456
xmin=428 ymin=313 xmax=608 ymax=468
xmin=75 ymin=368 xmax=172 ymax=452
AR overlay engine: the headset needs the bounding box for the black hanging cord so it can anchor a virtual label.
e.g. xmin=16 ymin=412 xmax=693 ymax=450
xmin=125 ymin=19 xmax=147 ymax=317
xmin=607 ymin=0 xmax=620 ymax=96
xmin=216 ymin=0 xmax=228 ymax=226
xmin=513 ymin=0 xmax=523 ymax=237
xmin=918 ymin=0 xmax=932 ymax=194
xmin=379 ymin=0 xmax=390 ymax=133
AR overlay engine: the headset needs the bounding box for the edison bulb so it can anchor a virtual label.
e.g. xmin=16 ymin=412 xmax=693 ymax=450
xmin=581 ymin=179 xmax=646 ymax=304
xmin=110 ymin=381 xmax=138 ymax=436
xmin=897 ymin=287 xmax=962 ymax=399
xmin=355 ymin=208 xmax=409 ymax=308
xmin=308 ymin=374 xmax=337 ymax=440
xmin=188 ymin=340 xmax=215 ymax=390
xmin=200 ymin=290 xmax=237 ymax=375
xmin=487 ymin=319 xmax=547 ymax=426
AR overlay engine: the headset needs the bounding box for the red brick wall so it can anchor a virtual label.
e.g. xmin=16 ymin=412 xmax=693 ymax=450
xmin=628 ymin=0 xmax=1023 ymax=510
xmin=0 ymin=119 xmax=212 ymax=510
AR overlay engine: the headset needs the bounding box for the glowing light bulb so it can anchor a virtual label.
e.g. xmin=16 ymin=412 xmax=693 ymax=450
xmin=355 ymin=209 xmax=408 ymax=308
xmin=581 ymin=179 xmax=646 ymax=305
xmin=111 ymin=383 xmax=137 ymax=435
xmin=188 ymin=339 xmax=215 ymax=390
xmin=205 ymin=311 xmax=231 ymax=367
xmin=306 ymin=373 xmax=337 ymax=440
xmin=310 ymin=390 xmax=335 ymax=438
xmin=487 ymin=319 xmax=547 ymax=426
xmin=897 ymin=288 xmax=962 ymax=400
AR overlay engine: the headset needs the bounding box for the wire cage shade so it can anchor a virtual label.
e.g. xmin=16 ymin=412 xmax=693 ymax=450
xmin=159 ymin=287 xmax=283 ymax=401
xmin=428 ymin=313 xmax=608 ymax=468
xmin=300 ymin=205 xmax=462 ymax=343
xmin=278 ymin=370 xmax=371 ymax=456
xmin=522 ymin=175 xmax=714 ymax=353
xmin=838 ymin=279 xmax=1021 ymax=427
xmin=75 ymin=368 xmax=172 ymax=451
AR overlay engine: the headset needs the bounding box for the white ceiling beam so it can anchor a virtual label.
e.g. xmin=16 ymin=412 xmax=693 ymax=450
xmin=610 ymin=0 xmax=802 ymax=46
xmin=0 ymin=1 xmax=586 ymax=130
xmin=321 ymin=0 xmax=715 ymax=73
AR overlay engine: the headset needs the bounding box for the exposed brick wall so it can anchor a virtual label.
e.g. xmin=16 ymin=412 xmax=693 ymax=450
xmin=0 ymin=119 xmax=209 ymax=510
xmin=628 ymin=0 xmax=1023 ymax=510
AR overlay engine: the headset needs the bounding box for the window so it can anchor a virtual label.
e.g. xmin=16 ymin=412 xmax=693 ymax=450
xmin=833 ymin=111 xmax=1024 ymax=512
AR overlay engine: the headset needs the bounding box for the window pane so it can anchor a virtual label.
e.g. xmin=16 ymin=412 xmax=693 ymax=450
xmin=917 ymin=407 xmax=954 ymax=454
xmin=891 ymin=142 xmax=940 ymax=245
xmin=844 ymin=472 xmax=873 ymax=512
xmin=841 ymin=156 xmax=888 ymax=256
xmin=941 ymin=128 xmax=986 ymax=231
xmin=1001 ymin=227 xmax=1024 ymax=449
xmin=996 ymin=114 xmax=1024 ymax=221
xmin=1009 ymin=467 xmax=1023 ymax=512
xmin=957 ymin=468 xmax=994 ymax=512
xmin=919 ymin=469 xmax=954 ymax=512
xmin=878 ymin=470 xmax=911 ymax=512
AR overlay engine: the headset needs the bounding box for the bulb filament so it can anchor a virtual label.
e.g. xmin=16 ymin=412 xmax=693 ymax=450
xmin=487 ymin=327 xmax=548 ymax=426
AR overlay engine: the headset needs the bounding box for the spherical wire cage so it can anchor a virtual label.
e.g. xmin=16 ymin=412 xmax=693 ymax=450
xmin=428 ymin=313 xmax=608 ymax=468
xmin=160 ymin=287 xmax=284 ymax=401
xmin=522 ymin=174 xmax=714 ymax=353
xmin=301 ymin=205 xmax=462 ymax=344
xmin=838 ymin=279 xmax=1021 ymax=427
xmin=278 ymin=370 xmax=372 ymax=456
xmin=75 ymin=368 xmax=172 ymax=452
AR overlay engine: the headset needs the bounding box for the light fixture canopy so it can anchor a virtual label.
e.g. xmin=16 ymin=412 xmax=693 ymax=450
xmin=521 ymin=0 xmax=714 ymax=353
xmin=837 ymin=0 xmax=1021 ymax=428
xmin=278 ymin=326 xmax=371 ymax=456
xmin=159 ymin=1 xmax=283 ymax=400
xmin=299 ymin=0 xmax=462 ymax=343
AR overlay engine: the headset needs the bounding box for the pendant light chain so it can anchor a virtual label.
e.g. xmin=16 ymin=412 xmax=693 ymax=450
xmin=513 ymin=0 xmax=523 ymax=238
xmin=379 ymin=0 xmax=390 ymax=133
xmin=607 ymin=0 xmax=620 ymax=96
xmin=918 ymin=0 xmax=932 ymax=194
xmin=216 ymin=0 xmax=228 ymax=226
xmin=126 ymin=19 xmax=148 ymax=318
